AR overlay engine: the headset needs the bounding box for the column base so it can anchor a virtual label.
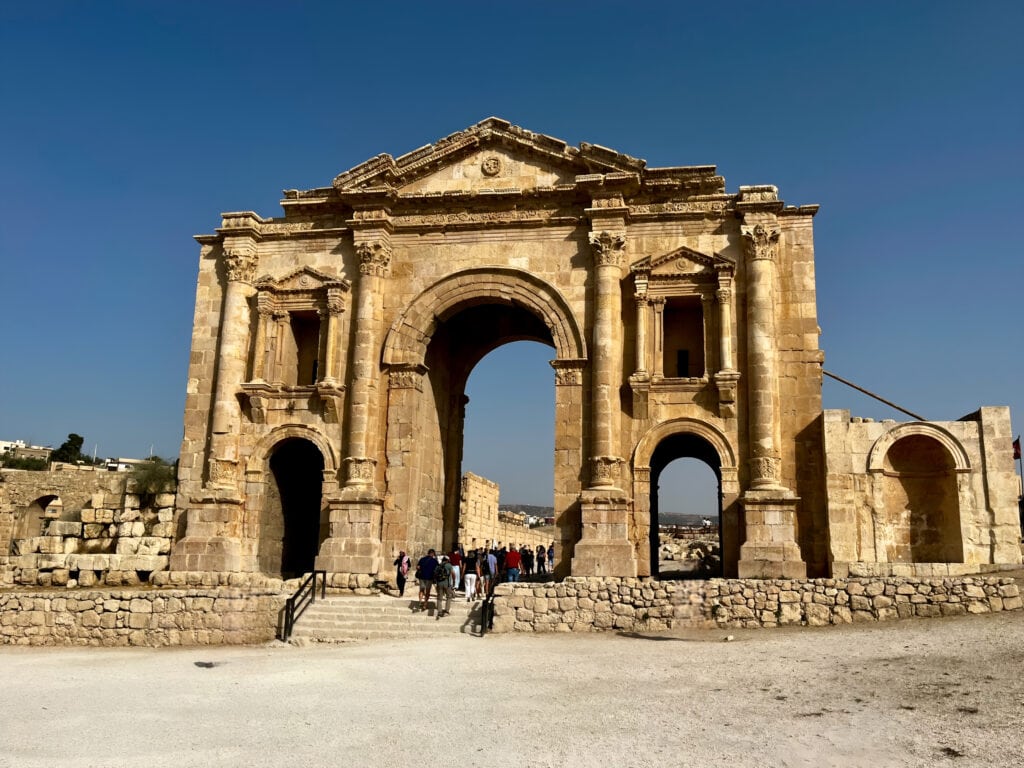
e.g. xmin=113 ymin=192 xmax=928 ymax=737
xmin=737 ymin=489 xmax=806 ymax=579
xmin=571 ymin=491 xmax=637 ymax=577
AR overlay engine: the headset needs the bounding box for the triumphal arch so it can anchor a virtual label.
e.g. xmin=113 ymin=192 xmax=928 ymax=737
xmin=170 ymin=118 xmax=1021 ymax=584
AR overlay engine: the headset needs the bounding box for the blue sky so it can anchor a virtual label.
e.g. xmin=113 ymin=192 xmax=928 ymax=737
xmin=1 ymin=2 xmax=1021 ymax=511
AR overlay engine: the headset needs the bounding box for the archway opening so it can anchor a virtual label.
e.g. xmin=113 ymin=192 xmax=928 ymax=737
xmin=650 ymin=435 xmax=722 ymax=579
xmin=882 ymin=435 xmax=962 ymax=563
xmin=259 ymin=438 xmax=325 ymax=579
xmin=12 ymin=495 xmax=60 ymax=552
xmin=414 ymin=302 xmax=557 ymax=562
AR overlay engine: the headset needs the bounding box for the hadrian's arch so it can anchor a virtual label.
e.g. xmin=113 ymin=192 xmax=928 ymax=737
xmin=632 ymin=418 xmax=740 ymax=577
xmin=381 ymin=267 xmax=587 ymax=570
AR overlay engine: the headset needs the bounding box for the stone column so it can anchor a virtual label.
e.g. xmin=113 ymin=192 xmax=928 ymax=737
xmin=572 ymin=227 xmax=636 ymax=578
xmin=250 ymin=292 xmax=273 ymax=382
xmin=701 ymin=293 xmax=714 ymax=376
xmin=208 ymin=245 xmax=257 ymax=491
xmin=714 ymin=279 xmax=740 ymax=418
xmin=315 ymin=235 xmax=390 ymax=576
xmin=651 ymin=298 xmax=665 ymax=378
xmin=737 ymin=220 xmax=805 ymax=578
xmin=321 ymin=287 xmax=345 ymax=384
xmin=634 ymin=294 xmax=649 ymax=377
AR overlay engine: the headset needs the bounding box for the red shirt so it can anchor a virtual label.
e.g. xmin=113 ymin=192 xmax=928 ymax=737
xmin=505 ymin=549 xmax=522 ymax=569
xmin=448 ymin=551 xmax=462 ymax=567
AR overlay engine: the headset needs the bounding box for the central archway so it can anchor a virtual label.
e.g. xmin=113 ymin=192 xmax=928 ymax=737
xmin=381 ymin=268 xmax=586 ymax=570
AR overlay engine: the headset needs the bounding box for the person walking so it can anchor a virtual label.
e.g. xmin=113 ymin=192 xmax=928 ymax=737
xmin=536 ymin=544 xmax=546 ymax=576
xmin=463 ymin=548 xmax=479 ymax=601
xmin=393 ymin=550 xmax=411 ymax=597
xmin=434 ymin=555 xmax=453 ymax=617
xmin=504 ymin=544 xmax=522 ymax=582
xmin=547 ymin=541 xmax=555 ymax=574
xmin=416 ymin=549 xmax=439 ymax=611
xmin=448 ymin=546 xmax=462 ymax=594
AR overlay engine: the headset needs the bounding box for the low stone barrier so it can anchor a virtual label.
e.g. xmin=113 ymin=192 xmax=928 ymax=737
xmin=490 ymin=575 xmax=1023 ymax=633
xmin=0 ymin=587 xmax=287 ymax=646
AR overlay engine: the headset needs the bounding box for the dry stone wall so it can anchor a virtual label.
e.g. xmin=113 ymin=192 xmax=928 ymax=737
xmin=0 ymin=587 xmax=286 ymax=646
xmin=490 ymin=575 xmax=1022 ymax=632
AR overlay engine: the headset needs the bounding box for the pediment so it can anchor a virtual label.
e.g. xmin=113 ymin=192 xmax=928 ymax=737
xmin=331 ymin=117 xmax=647 ymax=196
xmin=256 ymin=266 xmax=350 ymax=293
xmin=631 ymin=246 xmax=735 ymax=278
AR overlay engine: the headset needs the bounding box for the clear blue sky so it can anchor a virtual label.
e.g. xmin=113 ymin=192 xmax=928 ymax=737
xmin=2 ymin=2 xmax=1021 ymax=511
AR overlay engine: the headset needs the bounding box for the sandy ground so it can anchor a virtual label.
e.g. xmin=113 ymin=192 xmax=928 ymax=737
xmin=3 ymin=606 xmax=1024 ymax=768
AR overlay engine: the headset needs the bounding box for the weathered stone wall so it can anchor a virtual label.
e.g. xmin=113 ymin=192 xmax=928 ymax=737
xmin=457 ymin=472 xmax=550 ymax=552
xmin=490 ymin=575 xmax=1022 ymax=632
xmin=823 ymin=407 xmax=1022 ymax=576
xmin=0 ymin=587 xmax=287 ymax=646
xmin=0 ymin=468 xmax=177 ymax=588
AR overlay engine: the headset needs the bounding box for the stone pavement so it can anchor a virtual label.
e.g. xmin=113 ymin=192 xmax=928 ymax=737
xmin=3 ymin=608 xmax=1024 ymax=767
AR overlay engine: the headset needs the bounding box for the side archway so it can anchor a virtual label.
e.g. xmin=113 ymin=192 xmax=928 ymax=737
xmin=866 ymin=422 xmax=971 ymax=474
xmin=382 ymin=267 xmax=587 ymax=367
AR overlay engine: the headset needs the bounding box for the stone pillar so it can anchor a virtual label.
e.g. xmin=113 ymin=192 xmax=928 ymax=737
xmin=321 ymin=287 xmax=345 ymax=384
xmin=737 ymin=218 xmax=805 ymax=578
xmin=572 ymin=222 xmax=636 ymax=578
xmin=251 ymin=292 xmax=273 ymax=382
xmin=651 ymin=298 xmax=665 ymax=378
xmin=315 ymin=233 xmax=390 ymax=576
xmin=634 ymin=294 xmax=649 ymax=377
xmin=714 ymin=277 xmax=739 ymax=417
xmin=701 ymin=293 xmax=714 ymax=376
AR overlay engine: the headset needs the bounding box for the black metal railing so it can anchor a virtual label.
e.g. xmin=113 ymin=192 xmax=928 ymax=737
xmin=281 ymin=570 xmax=326 ymax=641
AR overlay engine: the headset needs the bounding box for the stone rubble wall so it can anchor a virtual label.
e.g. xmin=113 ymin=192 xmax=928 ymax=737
xmin=490 ymin=575 xmax=1023 ymax=633
xmin=457 ymin=472 xmax=550 ymax=552
xmin=0 ymin=587 xmax=287 ymax=646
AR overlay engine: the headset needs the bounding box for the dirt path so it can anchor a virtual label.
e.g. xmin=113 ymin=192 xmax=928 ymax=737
xmin=3 ymin=608 xmax=1023 ymax=767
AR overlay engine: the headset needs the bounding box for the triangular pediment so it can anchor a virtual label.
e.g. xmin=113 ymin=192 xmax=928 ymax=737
xmin=331 ymin=117 xmax=647 ymax=195
xmin=256 ymin=266 xmax=349 ymax=292
xmin=631 ymin=246 xmax=735 ymax=277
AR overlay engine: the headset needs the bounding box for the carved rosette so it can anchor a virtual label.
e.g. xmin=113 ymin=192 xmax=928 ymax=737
xmin=356 ymin=241 xmax=392 ymax=277
xmin=749 ymin=455 xmax=781 ymax=486
xmin=345 ymin=456 xmax=376 ymax=485
xmin=550 ymin=359 xmax=585 ymax=386
xmin=589 ymin=231 xmax=626 ymax=268
xmin=224 ymin=248 xmax=258 ymax=283
xmin=590 ymin=455 xmax=623 ymax=487
xmin=741 ymin=224 xmax=780 ymax=263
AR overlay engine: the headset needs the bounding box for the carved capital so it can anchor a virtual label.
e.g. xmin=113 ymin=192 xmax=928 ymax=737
xmin=356 ymin=241 xmax=392 ymax=277
xmin=650 ymin=296 xmax=666 ymax=312
xmin=326 ymin=287 xmax=346 ymax=315
xmin=224 ymin=248 xmax=258 ymax=283
xmin=588 ymin=231 xmax=626 ymax=267
xmin=345 ymin=456 xmax=376 ymax=485
xmin=256 ymin=291 xmax=275 ymax=317
xmin=550 ymin=358 xmax=586 ymax=386
xmin=741 ymin=224 xmax=781 ymax=263
xmin=634 ymin=293 xmax=650 ymax=307
xmin=388 ymin=364 xmax=427 ymax=391
xmin=749 ymin=455 xmax=781 ymax=486
xmin=590 ymin=455 xmax=624 ymax=487
xmin=715 ymin=288 xmax=732 ymax=304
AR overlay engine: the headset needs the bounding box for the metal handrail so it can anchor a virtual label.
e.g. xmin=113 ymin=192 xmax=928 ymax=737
xmin=281 ymin=569 xmax=326 ymax=641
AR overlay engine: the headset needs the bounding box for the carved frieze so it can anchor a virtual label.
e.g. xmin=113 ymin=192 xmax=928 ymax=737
xmin=589 ymin=231 xmax=626 ymax=267
xmin=388 ymin=364 xmax=427 ymax=391
xmin=741 ymin=223 xmax=781 ymax=263
xmin=550 ymin=359 xmax=586 ymax=386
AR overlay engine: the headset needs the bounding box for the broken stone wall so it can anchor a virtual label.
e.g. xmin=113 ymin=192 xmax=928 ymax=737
xmin=457 ymin=472 xmax=550 ymax=552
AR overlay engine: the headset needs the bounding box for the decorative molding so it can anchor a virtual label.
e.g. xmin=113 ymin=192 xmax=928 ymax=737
xmin=589 ymin=231 xmax=626 ymax=267
xmin=356 ymin=241 xmax=392 ymax=277
xmin=393 ymin=207 xmax=578 ymax=231
xmin=715 ymin=287 xmax=732 ymax=304
xmin=590 ymin=455 xmax=624 ymax=487
xmin=481 ymin=156 xmax=502 ymax=176
xmin=741 ymin=223 xmax=781 ymax=263
xmin=326 ymin=287 xmax=346 ymax=315
xmin=388 ymin=364 xmax=428 ymax=391
xmin=749 ymin=455 xmax=781 ymax=486
xmin=224 ymin=248 xmax=258 ymax=283
xmin=345 ymin=456 xmax=377 ymax=485
xmin=256 ymin=291 xmax=275 ymax=317
xmin=550 ymin=358 xmax=586 ymax=386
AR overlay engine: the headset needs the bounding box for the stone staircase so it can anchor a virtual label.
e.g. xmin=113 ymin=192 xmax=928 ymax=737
xmin=288 ymin=593 xmax=484 ymax=644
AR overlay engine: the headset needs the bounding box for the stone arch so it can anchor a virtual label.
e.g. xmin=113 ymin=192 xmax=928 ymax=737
xmin=866 ymin=422 xmax=971 ymax=475
xmin=631 ymin=418 xmax=739 ymax=577
xmin=382 ymin=267 xmax=587 ymax=367
xmin=245 ymin=424 xmax=338 ymax=477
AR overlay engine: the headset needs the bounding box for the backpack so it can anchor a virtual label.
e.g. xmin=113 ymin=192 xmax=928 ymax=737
xmin=434 ymin=562 xmax=450 ymax=585
xmin=479 ymin=556 xmax=491 ymax=577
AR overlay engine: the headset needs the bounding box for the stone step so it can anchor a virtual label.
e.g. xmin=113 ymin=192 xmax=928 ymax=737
xmin=289 ymin=594 xmax=486 ymax=644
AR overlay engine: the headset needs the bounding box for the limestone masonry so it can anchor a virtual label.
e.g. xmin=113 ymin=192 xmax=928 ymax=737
xmin=2 ymin=119 xmax=1019 ymax=636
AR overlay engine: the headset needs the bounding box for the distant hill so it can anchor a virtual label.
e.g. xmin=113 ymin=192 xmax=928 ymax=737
xmin=501 ymin=504 xmax=553 ymax=517
xmin=501 ymin=506 xmax=716 ymax=527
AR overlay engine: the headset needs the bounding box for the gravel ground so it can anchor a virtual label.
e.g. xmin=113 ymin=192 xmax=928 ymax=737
xmin=3 ymin=606 xmax=1024 ymax=768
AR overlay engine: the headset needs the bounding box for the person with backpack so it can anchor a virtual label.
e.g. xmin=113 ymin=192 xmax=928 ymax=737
xmin=416 ymin=549 xmax=439 ymax=611
xmin=393 ymin=550 xmax=411 ymax=597
xmin=434 ymin=555 xmax=453 ymax=617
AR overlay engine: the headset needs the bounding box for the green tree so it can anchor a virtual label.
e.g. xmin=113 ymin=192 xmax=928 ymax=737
xmin=50 ymin=433 xmax=85 ymax=464
xmin=130 ymin=456 xmax=177 ymax=507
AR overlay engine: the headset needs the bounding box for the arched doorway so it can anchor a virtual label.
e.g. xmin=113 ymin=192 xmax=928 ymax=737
xmin=882 ymin=435 xmax=962 ymax=563
xmin=13 ymin=495 xmax=60 ymax=550
xmin=649 ymin=435 xmax=722 ymax=578
xmin=258 ymin=438 xmax=325 ymax=578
